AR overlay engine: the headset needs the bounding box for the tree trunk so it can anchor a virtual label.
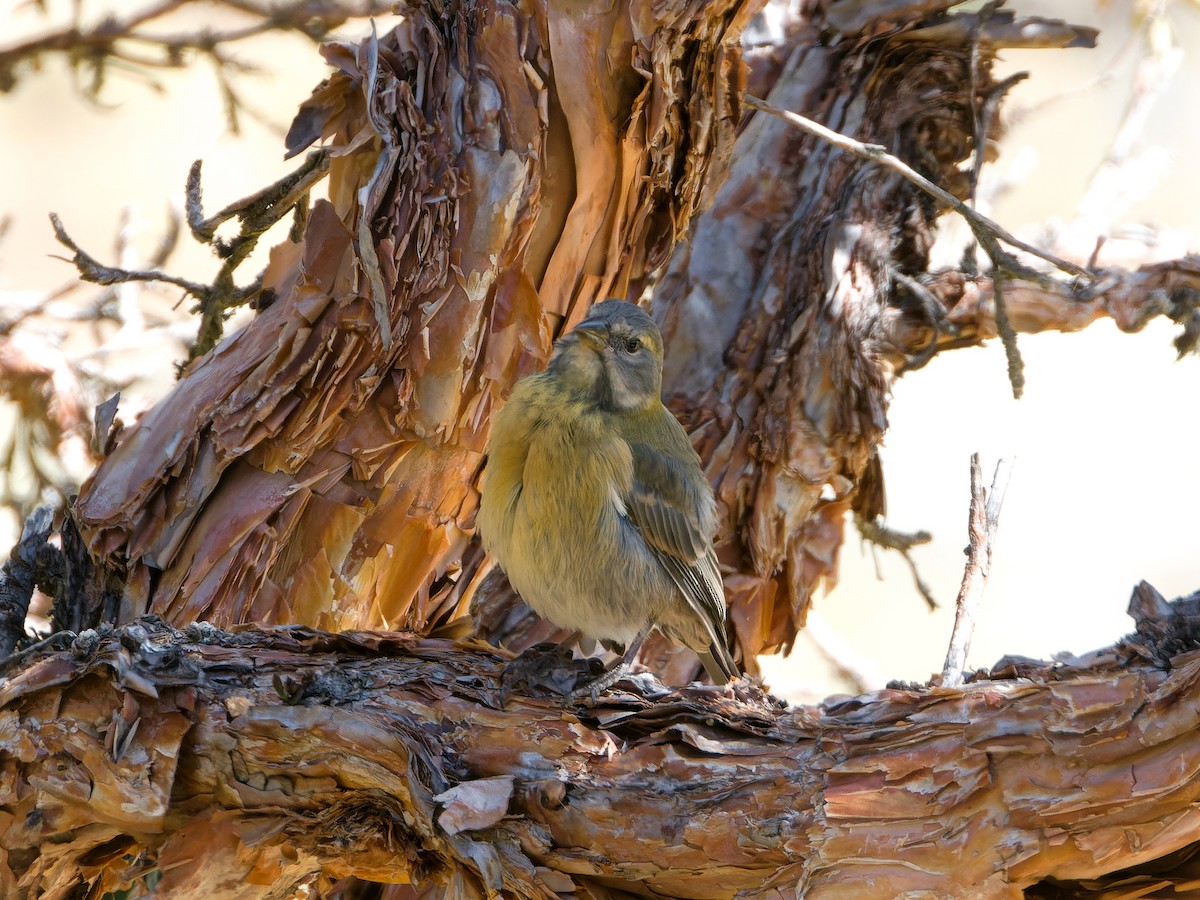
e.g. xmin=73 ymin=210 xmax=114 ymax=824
xmin=68 ymin=0 xmax=1181 ymax=682
xmin=71 ymin=0 xmax=755 ymax=651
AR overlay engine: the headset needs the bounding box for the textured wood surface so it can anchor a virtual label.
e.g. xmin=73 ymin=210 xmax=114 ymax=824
xmin=62 ymin=1 xmax=1191 ymax=689
xmin=4 ymin=589 xmax=1200 ymax=897
xmin=72 ymin=0 xmax=755 ymax=642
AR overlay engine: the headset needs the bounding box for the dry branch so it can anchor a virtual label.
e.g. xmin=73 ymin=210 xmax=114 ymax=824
xmin=0 ymin=0 xmax=394 ymax=101
xmin=50 ymin=149 xmax=332 ymax=360
xmin=4 ymin=595 xmax=1200 ymax=897
xmin=653 ymin=3 xmax=1106 ymax=662
xmin=942 ymin=453 xmax=1011 ymax=688
xmin=855 ymin=514 xmax=937 ymax=611
xmin=880 ymin=256 xmax=1200 ymax=363
xmin=742 ymin=93 xmax=1092 ymax=282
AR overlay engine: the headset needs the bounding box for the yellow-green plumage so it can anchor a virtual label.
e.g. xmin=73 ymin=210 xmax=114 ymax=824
xmin=477 ymin=299 xmax=737 ymax=685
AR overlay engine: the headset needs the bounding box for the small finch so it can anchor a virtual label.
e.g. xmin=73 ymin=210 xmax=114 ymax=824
xmin=478 ymin=299 xmax=737 ymax=688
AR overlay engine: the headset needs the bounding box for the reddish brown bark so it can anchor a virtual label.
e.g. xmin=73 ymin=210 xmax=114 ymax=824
xmin=72 ymin=0 xmax=756 ymax=654
xmin=3 ymin=590 xmax=1200 ymax=897
xmin=6 ymin=2 xmax=1200 ymax=896
xmin=66 ymin=1 xmax=1153 ymax=684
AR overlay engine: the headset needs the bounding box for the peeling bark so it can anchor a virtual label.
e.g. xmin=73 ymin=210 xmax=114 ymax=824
xmin=72 ymin=0 xmax=755 ymax=641
xmin=654 ymin=4 xmax=1102 ymax=664
xmin=4 ymin=593 xmax=1200 ymax=898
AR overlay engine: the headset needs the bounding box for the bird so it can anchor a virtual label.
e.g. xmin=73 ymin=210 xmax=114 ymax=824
xmin=477 ymin=298 xmax=738 ymax=691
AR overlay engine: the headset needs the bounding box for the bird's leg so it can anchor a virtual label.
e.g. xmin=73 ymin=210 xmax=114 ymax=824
xmin=570 ymin=628 xmax=650 ymax=703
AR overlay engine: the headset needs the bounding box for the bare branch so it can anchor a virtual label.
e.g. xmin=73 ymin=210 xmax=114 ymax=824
xmin=882 ymin=258 xmax=1200 ymax=365
xmin=743 ymin=94 xmax=1095 ymax=282
xmin=0 ymin=0 xmax=394 ymax=98
xmin=855 ymin=514 xmax=938 ymax=611
xmin=53 ymin=148 xmax=331 ymax=359
xmin=0 ymin=506 xmax=55 ymax=658
xmin=49 ymin=213 xmax=209 ymax=298
xmin=6 ymin=611 xmax=1200 ymax=895
xmin=942 ymin=454 xmax=1012 ymax=687
xmin=741 ymin=93 xmax=1104 ymax=399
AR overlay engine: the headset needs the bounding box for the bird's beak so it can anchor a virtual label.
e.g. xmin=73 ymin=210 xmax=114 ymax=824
xmin=572 ymin=321 xmax=607 ymax=351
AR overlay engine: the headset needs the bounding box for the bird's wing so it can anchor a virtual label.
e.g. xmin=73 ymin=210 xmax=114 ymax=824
xmin=625 ymin=441 xmax=736 ymax=682
xmin=624 ymin=441 xmax=711 ymax=562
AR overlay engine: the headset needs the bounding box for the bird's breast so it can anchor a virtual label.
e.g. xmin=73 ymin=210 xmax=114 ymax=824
xmin=478 ymin=386 xmax=669 ymax=644
xmin=517 ymin=407 xmax=632 ymax=532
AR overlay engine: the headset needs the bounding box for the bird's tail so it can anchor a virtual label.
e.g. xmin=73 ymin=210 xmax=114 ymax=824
xmin=698 ymin=641 xmax=738 ymax=685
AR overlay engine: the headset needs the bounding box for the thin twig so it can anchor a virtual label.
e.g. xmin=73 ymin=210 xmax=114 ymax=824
xmin=992 ymin=269 xmax=1025 ymax=398
xmin=50 ymin=213 xmax=210 ymax=298
xmin=189 ymin=148 xmax=331 ymax=355
xmin=744 ymin=95 xmax=1094 ymax=282
xmin=0 ymin=0 xmax=394 ymax=98
xmin=0 ymin=630 xmax=75 ymax=674
xmin=891 ymin=269 xmax=956 ymax=374
xmin=803 ymin=610 xmax=888 ymax=694
xmin=743 ymin=93 xmax=1089 ymax=400
xmin=855 ymin=514 xmax=938 ymax=611
xmin=942 ymin=454 xmax=1013 ymax=688
xmin=52 ymin=147 xmax=331 ymax=360
xmin=186 ymin=150 xmax=330 ymax=244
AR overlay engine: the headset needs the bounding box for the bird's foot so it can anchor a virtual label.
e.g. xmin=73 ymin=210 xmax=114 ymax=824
xmin=500 ymin=642 xmax=580 ymax=701
xmin=569 ymin=666 xmax=674 ymax=706
xmin=570 ymin=661 xmax=631 ymax=704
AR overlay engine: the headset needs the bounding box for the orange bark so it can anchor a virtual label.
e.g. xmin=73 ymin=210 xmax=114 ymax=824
xmin=73 ymin=1 xmax=755 ymax=647
xmin=4 ymin=590 xmax=1200 ymax=897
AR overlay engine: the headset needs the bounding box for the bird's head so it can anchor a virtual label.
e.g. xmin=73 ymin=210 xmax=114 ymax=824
xmin=548 ymin=299 xmax=665 ymax=412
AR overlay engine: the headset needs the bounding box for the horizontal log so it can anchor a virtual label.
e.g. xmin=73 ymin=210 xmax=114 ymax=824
xmin=3 ymin=588 xmax=1200 ymax=897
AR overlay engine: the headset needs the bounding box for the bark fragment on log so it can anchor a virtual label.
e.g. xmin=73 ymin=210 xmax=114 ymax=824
xmin=4 ymin=592 xmax=1200 ymax=898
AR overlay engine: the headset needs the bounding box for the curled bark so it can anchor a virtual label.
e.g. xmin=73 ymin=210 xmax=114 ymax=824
xmin=5 ymin=4 xmax=1200 ymax=897
xmin=61 ymin=0 xmax=1185 ymax=685
xmin=655 ymin=4 xmax=1096 ymax=662
xmin=72 ymin=0 xmax=756 ymax=639
xmin=4 ymin=592 xmax=1200 ymax=897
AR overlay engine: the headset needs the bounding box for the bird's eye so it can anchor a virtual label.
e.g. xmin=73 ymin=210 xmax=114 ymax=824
xmin=621 ymin=338 xmax=640 ymax=354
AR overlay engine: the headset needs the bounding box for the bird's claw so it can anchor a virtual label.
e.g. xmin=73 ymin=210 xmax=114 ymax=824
xmin=569 ymin=662 xmax=630 ymax=704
